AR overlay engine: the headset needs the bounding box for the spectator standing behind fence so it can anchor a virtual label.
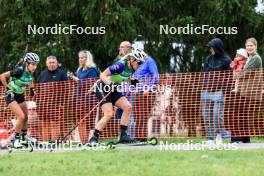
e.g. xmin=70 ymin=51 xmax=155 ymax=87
xmin=231 ymin=37 xmax=263 ymax=143
xmin=132 ymin=47 xmax=159 ymax=139
xmin=70 ymin=50 xmax=99 ymax=81
xmin=201 ymin=38 xmax=231 ymax=145
xmin=148 ymin=84 xmax=172 ymax=138
xmin=116 ymin=46 xmax=159 ymax=139
xmin=114 ymin=41 xmax=132 ymax=62
xmin=113 ymin=41 xmax=132 ymax=137
xmin=132 ymin=47 xmax=159 ymax=87
xmin=237 ymin=38 xmax=263 ymax=98
xmin=26 ymin=101 xmax=41 ymax=139
xmin=37 ymin=55 xmax=68 ymax=141
xmin=229 ymin=48 xmax=248 ymax=93
xmin=69 ymin=50 xmax=99 ymax=142
xmin=37 ymin=56 xmax=68 ymax=83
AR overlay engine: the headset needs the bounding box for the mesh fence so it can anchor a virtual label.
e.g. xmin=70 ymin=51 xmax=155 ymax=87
xmin=0 ymin=69 xmax=263 ymax=143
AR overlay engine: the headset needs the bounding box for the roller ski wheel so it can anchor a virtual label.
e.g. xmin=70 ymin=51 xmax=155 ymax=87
xmin=107 ymin=137 xmax=158 ymax=148
xmin=106 ymin=142 xmax=116 ymax=149
xmin=148 ymin=137 xmax=158 ymax=145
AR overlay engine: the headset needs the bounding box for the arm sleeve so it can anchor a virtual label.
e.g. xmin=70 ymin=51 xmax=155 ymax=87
xmin=109 ymin=61 xmax=125 ymax=74
xmin=244 ymin=57 xmax=262 ymax=69
xmin=148 ymin=60 xmax=159 ymax=74
xmin=148 ymin=60 xmax=159 ymax=85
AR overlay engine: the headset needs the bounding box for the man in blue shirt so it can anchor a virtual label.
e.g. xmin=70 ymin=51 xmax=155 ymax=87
xmin=37 ymin=55 xmax=68 ymax=141
xmin=133 ymin=54 xmax=159 ymax=87
xmin=132 ymin=50 xmax=159 ymax=139
xmin=37 ymin=56 xmax=68 ymax=83
xmin=116 ymin=47 xmax=159 ymax=139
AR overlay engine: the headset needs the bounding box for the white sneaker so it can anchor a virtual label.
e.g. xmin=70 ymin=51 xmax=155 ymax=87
xmin=23 ymin=134 xmax=37 ymax=143
xmin=215 ymin=133 xmax=223 ymax=145
xmin=206 ymin=140 xmax=215 ymax=146
xmin=13 ymin=139 xmax=23 ymax=148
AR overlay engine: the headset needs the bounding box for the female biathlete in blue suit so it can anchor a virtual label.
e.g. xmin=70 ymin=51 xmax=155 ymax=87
xmin=89 ymin=48 xmax=146 ymax=144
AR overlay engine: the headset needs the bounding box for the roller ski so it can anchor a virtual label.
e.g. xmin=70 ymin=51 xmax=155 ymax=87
xmin=107 ymin=134 xmax=158 ymax=149
xmin=8 ymin=138 xmax=33 ymax=153
xmin=7 ymin=133 xmax=37 ymax=153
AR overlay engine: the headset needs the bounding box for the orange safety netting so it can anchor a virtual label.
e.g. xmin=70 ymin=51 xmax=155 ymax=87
xmin=0 ymin=69 xmax=263 ymax=143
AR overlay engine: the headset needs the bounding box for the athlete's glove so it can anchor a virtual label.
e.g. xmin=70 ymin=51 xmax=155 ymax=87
xmin=4 ymin=88 xmax=14 ymax=99
xmin=67 ymin=71 xmax=74 ymax=79
xmin=30 ymin=88 xmax=36 ymax=97
xmin=129 ymin=78 xmax=139 ymax=86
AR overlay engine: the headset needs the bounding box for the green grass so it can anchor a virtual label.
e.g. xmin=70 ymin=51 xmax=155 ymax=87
xmin=0 ymin=149 xmax=264 ymax=176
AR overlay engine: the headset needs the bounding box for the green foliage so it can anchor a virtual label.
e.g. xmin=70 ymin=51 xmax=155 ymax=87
xmin=1 ymin=149 xmax=264 ymax=176
xmin=0 ymin=0 xmax=263 ymax=75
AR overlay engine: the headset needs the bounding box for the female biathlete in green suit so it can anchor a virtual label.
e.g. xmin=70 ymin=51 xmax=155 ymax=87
xmin=0 ymin=53 xmax=40 ymax=148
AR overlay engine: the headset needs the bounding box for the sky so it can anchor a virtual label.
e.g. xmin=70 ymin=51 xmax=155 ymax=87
xmin=255 ymin=0 xmax=264 ymax=13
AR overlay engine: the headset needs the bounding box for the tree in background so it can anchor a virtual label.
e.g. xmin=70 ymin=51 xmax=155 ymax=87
xmin=0 ymin=0 xmax=263 ymax=75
